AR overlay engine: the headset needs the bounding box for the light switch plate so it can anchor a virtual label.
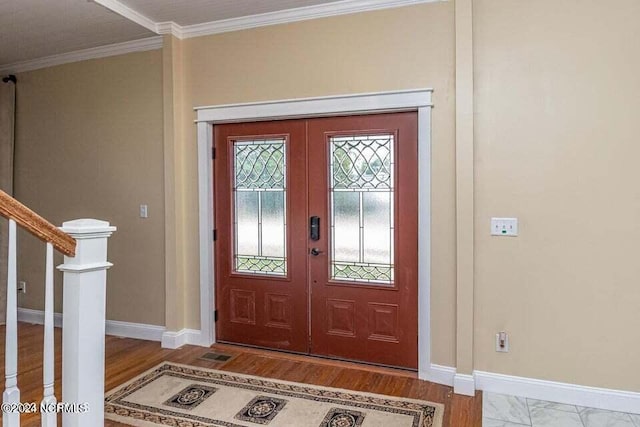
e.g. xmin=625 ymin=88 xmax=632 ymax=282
xmin=496 ymin=332 xmax=509 ymax=352
xmin=140 ymin=204 xmax=148 ymax=218
xmin=491 ymin=217 xmax=518 ymax=236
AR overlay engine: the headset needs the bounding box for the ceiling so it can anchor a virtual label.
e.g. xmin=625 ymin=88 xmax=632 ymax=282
xmin=120 ymin=0 xmax=343 ymax=27
xmin=0 ymin=0 xmax=154 ymax=66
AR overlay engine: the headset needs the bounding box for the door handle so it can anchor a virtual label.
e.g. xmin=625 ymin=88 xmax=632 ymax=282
xmin=309 ymin=216 xmax=320 ymax=241
xmin=310 ymin=248 xmax=323 ymax=256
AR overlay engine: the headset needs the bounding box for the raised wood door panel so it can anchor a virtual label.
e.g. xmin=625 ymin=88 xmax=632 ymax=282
xmin=307 ymin=113 xmax=419 ymax=369
xmin=214 ymin=120 xmax=309 ymax=352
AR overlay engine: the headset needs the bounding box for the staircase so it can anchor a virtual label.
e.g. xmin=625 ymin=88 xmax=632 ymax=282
xmin=0 ymin=190 xmax=115 ymax=426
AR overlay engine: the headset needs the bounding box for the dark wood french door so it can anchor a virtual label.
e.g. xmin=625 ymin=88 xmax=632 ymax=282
xmin=214 ymin=120 xmax=309 ymax=352
xmin=214 ymin=112 xmax=418 ymax=369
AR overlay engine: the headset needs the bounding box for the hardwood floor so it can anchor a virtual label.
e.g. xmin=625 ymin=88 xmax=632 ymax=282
xmin=0 ymin=323 xmax=482 ymax=426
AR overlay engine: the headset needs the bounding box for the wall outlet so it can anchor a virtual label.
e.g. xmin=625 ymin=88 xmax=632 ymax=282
xmin=17 ymin=281 xmax=26 ymax=294
xmin=496 ymin=331 xmax=509 ymax=352
xmin=491 ymin=217 xmax=518 ymax=236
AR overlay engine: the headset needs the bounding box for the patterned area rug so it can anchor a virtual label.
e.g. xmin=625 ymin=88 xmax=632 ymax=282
xmin=105 ymin=362 xmax=444 ymax=427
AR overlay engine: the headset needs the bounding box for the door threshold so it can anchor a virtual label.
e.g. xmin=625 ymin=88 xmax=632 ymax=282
xmin=214 ymin=341 xmax=418 ymax=378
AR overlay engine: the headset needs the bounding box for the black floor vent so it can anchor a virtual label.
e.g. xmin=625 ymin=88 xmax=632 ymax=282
xmin=200 ymin=352 xmax=232 ymax=362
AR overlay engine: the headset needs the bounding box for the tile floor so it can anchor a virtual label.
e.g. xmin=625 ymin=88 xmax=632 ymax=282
xmin=483 ymin=392 xmax=640 ymax=427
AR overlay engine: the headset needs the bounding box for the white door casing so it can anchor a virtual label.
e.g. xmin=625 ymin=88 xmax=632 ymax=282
xmin=193 ymin=89 xmax=434 ymax=379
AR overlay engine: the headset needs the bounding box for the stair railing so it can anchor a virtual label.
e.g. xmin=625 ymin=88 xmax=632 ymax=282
xmin=0 ymin=189 xmax=115 ymax=427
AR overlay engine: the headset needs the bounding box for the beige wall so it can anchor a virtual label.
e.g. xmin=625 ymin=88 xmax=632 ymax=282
xmin=474 ymin=0 xmax=640 ymax=391
xmin=162 ymin=35 xmax=187 ymax=332
xmin=14 ymin=50 xmax=166 ymax=326
xmin=454 ymin=0 xmax=475 ymax=376
xmin=172 ymin=2 xmax=457 ymax=367
xmin=10 ymin=0 xmax=639 ymax=395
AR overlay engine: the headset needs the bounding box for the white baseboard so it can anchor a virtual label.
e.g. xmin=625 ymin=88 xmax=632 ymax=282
xmin=17 ymin=308 xmax=165 ymax=342
xmin=420 ymin=364 xmax=640 ymax=414
xmin=104 ymin=319 xmax=165 ymax=341
xmin=423 ymin=364 xmax=456 ymax=387
xmin=475 ymin=370 xmax=640 ymax=415
xmin=161 ymin=329 xmax=203 ymax=349
xmin=454 ymin=373 xmax=477 ymax=396
xmin=19 ymin=307 xmax=205 ymax=349
xmin=18 ymin=308 xmax=63 ymax=327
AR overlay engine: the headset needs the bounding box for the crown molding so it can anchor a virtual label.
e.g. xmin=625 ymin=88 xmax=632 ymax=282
xmin=95 ymin=0 xmax=446 ymax=40
xmin=93 ymin=0 xmax=182 ymax=37
xmin=0 ymin=36 xmax=163 ymax=75
xmin=93 ymin=0 xmax=158 ymax=33
xmin=156 ymin=21 xmax=183 ymax=38
xmin=178 ymin=0 xmax=446 ymax=39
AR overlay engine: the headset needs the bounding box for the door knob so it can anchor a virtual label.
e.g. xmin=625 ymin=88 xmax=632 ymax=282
xmin=310 ymin=248 xmax=323 ymax=256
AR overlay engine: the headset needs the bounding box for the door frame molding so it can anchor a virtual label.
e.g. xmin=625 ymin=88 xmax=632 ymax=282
xmin=194 ymin=89 xmax=434 ymax=379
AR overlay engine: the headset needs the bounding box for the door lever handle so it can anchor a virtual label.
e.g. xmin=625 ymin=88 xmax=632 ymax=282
xmin=310 ymin=248 xmax=323 ymax=256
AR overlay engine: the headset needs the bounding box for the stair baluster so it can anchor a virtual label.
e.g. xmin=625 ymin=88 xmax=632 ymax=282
xmin=41 ymin=242 xmax=56 ymax=427
xmin=3 ymin=219 xmax=20 ymax=427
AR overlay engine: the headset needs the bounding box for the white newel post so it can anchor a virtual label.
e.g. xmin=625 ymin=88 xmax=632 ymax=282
xmin=57 ymin=219 xmax=116 ymax=427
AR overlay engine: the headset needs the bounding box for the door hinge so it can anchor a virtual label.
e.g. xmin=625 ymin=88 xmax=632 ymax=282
xmin=214 ymin=309 xmax=219 ymax=322
xmin=213 ymin=229 xmax=217 ymax=241
xmin=212 ymin=146 xmax=216 ymax=159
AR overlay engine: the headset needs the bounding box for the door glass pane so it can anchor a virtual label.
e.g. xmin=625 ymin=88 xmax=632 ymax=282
xmin=329 ymin=135 xmax=394 ymax=284
xmin=261 ymin=191 xmax=285 ymax=257
xmin=363 ymin=192 xmax=392 ymax=264
xmin=236 ymin=192 xmax=259 ymax=256
xmin=233 ymin=139 xmax=286 ymax=276
xmin=332 ymin=192 xmax=360 ymax=262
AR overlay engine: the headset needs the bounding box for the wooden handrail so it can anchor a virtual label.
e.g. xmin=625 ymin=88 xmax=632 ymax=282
xmin=0 ymin=190 xmax=76 ymax=256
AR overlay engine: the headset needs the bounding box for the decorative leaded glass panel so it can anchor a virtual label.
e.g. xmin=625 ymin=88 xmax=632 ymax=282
xmin=332 ymin=135 xmax=392 ymax=190
xmin=235 ymin=140 xmax=285 ymax=189
xmin=233 ymin=139 xmax=286 ymax=276
xmin=329 ymin=135 xmax=394 ymax=284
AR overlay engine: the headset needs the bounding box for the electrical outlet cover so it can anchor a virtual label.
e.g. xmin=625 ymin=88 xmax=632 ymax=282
xmin=491 ymin=218 xmax=518 ymax=236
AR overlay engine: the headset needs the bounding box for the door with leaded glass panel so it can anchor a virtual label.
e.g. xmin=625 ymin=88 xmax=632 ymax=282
xmin=307 ymin=113 xmax=418 ymax=368
xmin=214 ymin=120 xmax=309 ymax=352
